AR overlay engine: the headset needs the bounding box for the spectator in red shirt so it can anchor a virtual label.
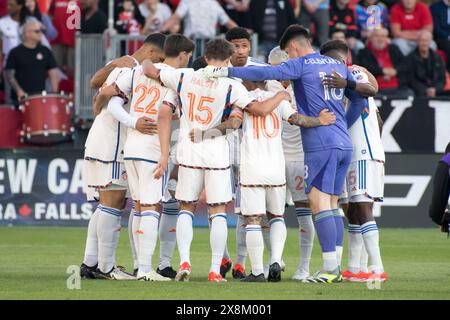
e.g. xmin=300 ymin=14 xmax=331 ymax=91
xmin=50 ymin=0 xmax=80 ymax=73
xmin=357 ymin=27 xmax=413 ymax=97
xmin=0 ymin=0 xmax=8 ymax=16
xmin=390 ymin=0 xmax=436 ymax=56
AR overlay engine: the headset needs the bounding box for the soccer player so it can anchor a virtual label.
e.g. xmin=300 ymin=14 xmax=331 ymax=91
xmin=221 ymin=27 xmax=269 ymax=280
xmin=107 ymin=34 xmax=195 ymax=281
xmin=143 ymin=39 xmax=292 ymax=282
xmin=80 ymin=33 xmax=166 ymax=280
xmin=204 ymin=25 xmax=376 ymax=283
xmin=320 ymin=40 xmax=387 ymax=282
xmin=265 ymin=46 xmax=315 ymax=281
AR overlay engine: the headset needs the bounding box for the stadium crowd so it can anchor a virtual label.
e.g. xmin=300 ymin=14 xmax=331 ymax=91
xmin=0 ymin=0 xmax=449 ymax=104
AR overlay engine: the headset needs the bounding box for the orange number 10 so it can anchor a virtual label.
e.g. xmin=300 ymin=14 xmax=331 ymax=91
xmin=252 ymin=112 xmax=280 ymax=139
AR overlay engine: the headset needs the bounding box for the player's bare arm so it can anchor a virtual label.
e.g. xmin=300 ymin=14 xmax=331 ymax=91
xmin=154 ymin=102 xmax=173 ymax=179
xmin=141 ymin=59 xmax=161 ymax=81
xmin=189 ymin=116 xmax=242 ymax=143
xmin=288 ymin=109 xmax=336 ymax=127
xmin=5 ymin=69 xmax=26 ymax=100
xmin=89 ymin=55 xmax=136 ymax=89
xmin=322 ymin=71 xmax=377 ymax=97
xmin=246 ymin=91 xmax=291 ymax=117
xmin=92 ymin=85 xmax=118 ymax=116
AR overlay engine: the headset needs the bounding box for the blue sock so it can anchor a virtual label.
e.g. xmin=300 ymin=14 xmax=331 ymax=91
xmin=314 ymin=210 xmax=337 ymax=253
xmin=332 ymin=209 xmax=344 ymax=247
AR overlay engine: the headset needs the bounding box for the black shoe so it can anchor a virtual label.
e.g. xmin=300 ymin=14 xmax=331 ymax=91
xmin=133 ymin=268 xmax=138 ymax=277
xmin=240 ymin=273 xmax=266 ymax=282
xmin=232 ymin=265 xmax=246 ymax=279
xmin=157 ymin=266 xmax=177 ymax=279
xmin=80 ymin=263 xmax=97 ymax=279
xmin=268 ymin=262 xmax=281 ymax=282
xmin=220 ymin=259 xmax=232 ymax=278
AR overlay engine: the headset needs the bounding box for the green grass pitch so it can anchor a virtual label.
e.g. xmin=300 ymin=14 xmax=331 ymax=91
xmin=1 ymin=227 xmax=450 ymax=300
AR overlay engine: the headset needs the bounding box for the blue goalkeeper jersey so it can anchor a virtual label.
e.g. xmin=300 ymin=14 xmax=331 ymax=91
xmin=229 ymin=52 xmax=364 ymax=153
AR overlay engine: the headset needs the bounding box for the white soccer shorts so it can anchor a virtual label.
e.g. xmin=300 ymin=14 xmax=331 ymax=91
xmin=285 ymin=161 xmax=308 ymax=202
xmin=240 ymin=185 xmax=286 ymax=216
xmin=125 ymin=160 xmax=167 ymax=205
xmin=84 ymin=159 xmax=128 ymax=191
xmin=175 ymin=165 xmax=232 ymax=205
xmin=347 ymin=160 xmax=384 ymax=202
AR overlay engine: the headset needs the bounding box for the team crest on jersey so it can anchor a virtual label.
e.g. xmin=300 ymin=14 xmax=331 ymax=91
xmin=121 ymin=170 xmax=128 ymax=181
xmin=362 ymin=150 xmax=367 ymax=155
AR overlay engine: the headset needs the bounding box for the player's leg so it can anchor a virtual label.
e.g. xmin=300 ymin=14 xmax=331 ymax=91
xmin=331 ymin=195 xmax=344 ymax=268
xmin=342 ymin=201 xmax=365 ymax=282
xmin=232 ymin=178 xmax=248 ymax=279
xmin=266 ymin=186 xmax=287 ymax=282
xmin=205 ymin=168 xmax=232 ymax=282
xmin=240 ymin=186 xmax=266 ymax=282
xmin=135 ymin=161 xmax=170 ymax=282
xmin=286 ymin=160 xmax=314 ymax=280
xmin=128 ymin=201 xmax=140 ymax=275
xmin=158 ymin=163 xmax=179 ymax=279
xmin=174 ymin=166 xmax=203 ymax=281
xmin=81 ymin=189 xmax=101 ymax=279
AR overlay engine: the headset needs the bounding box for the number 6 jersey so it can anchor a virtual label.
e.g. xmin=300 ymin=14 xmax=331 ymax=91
xmin=114 ymin=63 xmax=178 ymax=162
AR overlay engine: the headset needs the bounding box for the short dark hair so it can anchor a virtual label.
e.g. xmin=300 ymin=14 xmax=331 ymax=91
xmin=279 ymin=24 xmax=310 ymax=50
xmin=191 ymin=56 xmax=207 ymax=71
xmin=446 ymin=142 xmax=450 ymax=154
xmin=204 ymin=39 xmax=235 ymax=61
xmin=143 ymin=33 xmax=167 ymax=51
xmin=319 ymin=39 xmax=348 ymax=56
xmin=164 ymin=34 xmax=195 ymax=58
xmin=225 ymin=27 xmax=251 ymax=42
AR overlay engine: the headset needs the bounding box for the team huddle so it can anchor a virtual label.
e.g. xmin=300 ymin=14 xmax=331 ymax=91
xmin=80 ymin=24 xmax=387 ymax=284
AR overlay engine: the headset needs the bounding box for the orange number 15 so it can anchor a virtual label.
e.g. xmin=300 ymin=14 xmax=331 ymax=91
xmin=187 ymin=93 xmax=214 ymax=125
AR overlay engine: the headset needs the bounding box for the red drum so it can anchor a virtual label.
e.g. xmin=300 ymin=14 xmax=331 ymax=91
xmin=20 ymin=92 xmax=74 ymax=144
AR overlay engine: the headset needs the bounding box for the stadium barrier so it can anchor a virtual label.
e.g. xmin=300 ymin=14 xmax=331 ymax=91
xmin=74 ymin=33 xmax=259 ymax=122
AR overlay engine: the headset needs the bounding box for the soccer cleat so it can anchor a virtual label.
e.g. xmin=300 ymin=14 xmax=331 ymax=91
xmin=137 ymin=270 xmax=171 ymax=282
xmin=157 ymin=266 xmax=177 ymax=279
xmin=367 ymin=272 xmax=388 ymax=282
xmin=292 ymin=268 xmax=310 ymax=281
xmin=220 ymin=258 xmax=232 ymax=278
xmin=304 ymin=269 xmax=343 ymax=284
xmin=208 ymin=272 xmax=227 ymax=283
xmin=94 ymin=266 xmax=136 ymax=280
xmin=232 ymin=263 xmax=246 ymax=279
xmin=342 ymin=270 xmax=371 ymax=282
xmin=240 ymin=273 xmax=266 ymax=282
xmin=267 ymin=262 xmax=282 ymax=282
xmin=80 ymin=263 xmax=97 ymax=279
xmin=175 ymin=262 xmax=191 ymax=282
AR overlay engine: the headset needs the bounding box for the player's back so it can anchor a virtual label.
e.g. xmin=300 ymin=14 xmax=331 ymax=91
xmin=239 ymin=89 xmax=294 ymax=186
xmin=348 ymin=68 xmax=385 ymax=162
xmin=124 ymin=63 xmax=177 ymax=161
xmin=176 ymin=69 xmax=246 ymax=169
xmin=85 ymin=65 xmax=131 ymax=162
xmin=292 ymin=52 xmax=352 ymax=153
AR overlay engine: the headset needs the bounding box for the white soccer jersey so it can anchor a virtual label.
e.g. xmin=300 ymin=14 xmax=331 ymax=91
xmin=266 ymin=80 xmax=304 ymax=162
xmin=159 ymin=68 xmax=254 ymax=169
xmin=114 ymin=63 xmax=177 ymax=161
xmin=348 ymin=68 xmax=385 ymax=163
xmin=84 ymin=61 xmax=136 ymax=162
xmin=233 ymin=89 xmax=296 ymax=186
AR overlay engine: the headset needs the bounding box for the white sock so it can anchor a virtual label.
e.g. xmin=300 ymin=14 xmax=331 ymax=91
xmin=296 ymin=208 xmax=314 ymax=273
xmin=322 ymin=251 xmax=338 ymax=272
xmin=131 ymin=209 xmax=141 ymax=270
xmin=159 ymin=200 xmax=179 ymax=270
xmin=128 ymin=206 xmax=138 ymax=270
xmin=360 ymin=244 xmax=369 ymax=273
xmin=235 ymin=214 xmax=247 ymax=267
xmin=83 ymin=205 xmax=101 ymax=267
xmin=261 ymin=215 xmax=271 ymax=255
xmin=223 ymin=245 xmax=230 ymax=261
xmin=361 ymin=221 xmax=384 ymax=274
xmin=269 ymin=217 xmax=287 ymax=265
xmin=176 ymin=210 xmax=194 ymax=265
xmin=137 ymin=210 xmax=160 ymax=273
xmin=209 ymin=213 xmax=228 ymax=274
xmin=246 ymin=224 xmax=264 ymax=276
xmin=347 ymin=224 xmax=363 ymax=274
xmin=97 ymin=206 xmax=122 ymax=273
xmin=336 ymin=245 xmax=343 ymax=268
